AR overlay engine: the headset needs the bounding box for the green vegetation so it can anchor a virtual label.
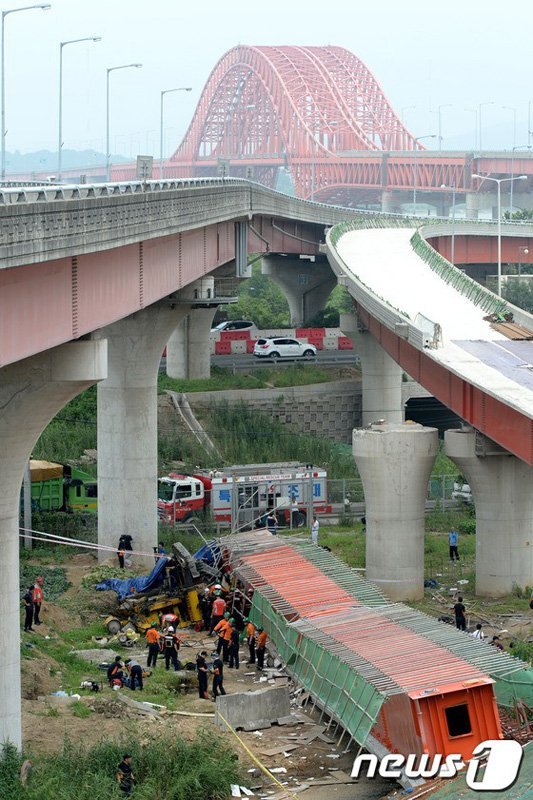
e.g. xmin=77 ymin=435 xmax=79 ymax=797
xmin=80 ymin=565 xmax=137 ymax=590
xmin=69 ymin=699 xmax=92 ymax=718
xmin=225 ymin=261 xmax=290 ymax=328
xmin=0 ymin=732 xmax=240 ymax=800
xmin=32 ymin=387 xmax=97 ymax=465
xmin=19 ymin=566 xmax=70 ymax=600
xmin=202 ymin=401 xmax=358 ymax=479
xmin=158 ymin=363 xmax=335 ymax=394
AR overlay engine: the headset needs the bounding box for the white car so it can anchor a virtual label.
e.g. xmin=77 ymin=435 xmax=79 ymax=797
xmin=211 ymin=319 xmax=256 ymax=333
xmin=253 ymin=337 xmax=317 ymax=359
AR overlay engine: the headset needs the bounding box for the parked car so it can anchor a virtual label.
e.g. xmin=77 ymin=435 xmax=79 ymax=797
xmin=253 ymin=337 xmax=317 ymax=359
xmin=211 ymin=319 xmax=256 ymax=333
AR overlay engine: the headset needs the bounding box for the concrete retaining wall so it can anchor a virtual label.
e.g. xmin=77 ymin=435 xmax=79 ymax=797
xmin=187 ymin=379 xmax=362 ymax=444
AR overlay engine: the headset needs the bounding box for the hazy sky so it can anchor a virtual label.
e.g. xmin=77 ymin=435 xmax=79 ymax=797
xmin=6 ymin=0 xmax=533 ymax=157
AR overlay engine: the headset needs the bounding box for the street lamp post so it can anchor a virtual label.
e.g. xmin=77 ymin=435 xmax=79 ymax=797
xmin=413 ymin=134 xmax=436 ymax=215
xmin=159 ymin=87 xmax=191 ymax=179
xmin=1 ymin=3 xmax=51 ymax=180
xmin=440 ymin=183 xmax=456 ymax=265
xmin=529 ymin=100 xmax=533 ymax=148
xmin=438 ymin=104 xmax=452 ymax=151
xmin=106 ymin=63 xmax=142 ymax=181
xmin=478 ymin=101 xmax=494 ymax=151
xmin=471 ymin=173 xmax=527 ymax=296
xmin=58 ymin=36 xmax=101 ymax=181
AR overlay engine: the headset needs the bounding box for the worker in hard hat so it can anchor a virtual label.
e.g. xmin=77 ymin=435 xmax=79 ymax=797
xmin=213 ymin=613 xmax=231 ymax=662
xmin=32 ymin=576 xmax=44 ymax=626
xmin=210 ymin=591 xmax=226 ymax=634
xmin=163 ymin=625 xmax=182 ymax=671
xmin=145 ymin=622 xmax=161 ymax=668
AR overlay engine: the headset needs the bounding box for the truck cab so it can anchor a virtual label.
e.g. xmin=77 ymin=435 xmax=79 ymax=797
xmin=157 ymin=474 xmax=206 ymax=523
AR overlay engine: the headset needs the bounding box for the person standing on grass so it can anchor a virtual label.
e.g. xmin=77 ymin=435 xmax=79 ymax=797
xmin=145 ymin=622 xmax=161 ymax=667
xmin=311 ymin=516 xmax=319 ymax=545
xmin=453 ymin=596 xmax=467 ymax=631
xmin=117 ymin=754 xmax=134 ymax=795
xmin=163 ymin=626 xmax=181 ymax=671
xmin=32 ymin=577 xmax=44 ymax=625
xmin=196 ymin=650 xmax=210 ymax=699
xmin=212 ymin=656 xmax=226 ymax=698
xmin=448 ymin=528 xmax=460 ymax=561
xmin=22 ymin=586 xmax=34 ymax=632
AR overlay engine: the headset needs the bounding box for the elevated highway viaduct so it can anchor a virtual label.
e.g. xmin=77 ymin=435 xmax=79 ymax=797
xmin=1 ymin=178 xmax=533 ymax=747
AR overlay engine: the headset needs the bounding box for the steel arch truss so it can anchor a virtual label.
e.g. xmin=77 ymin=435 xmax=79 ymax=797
xmin=170 ymin=45 xmax=420 ymax=197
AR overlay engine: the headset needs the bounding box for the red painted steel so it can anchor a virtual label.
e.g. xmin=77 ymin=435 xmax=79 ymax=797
xmin=357 ymin=303 xmax=533 ymax=464
xmin=239 ymin=544 xmax=502 ymax=758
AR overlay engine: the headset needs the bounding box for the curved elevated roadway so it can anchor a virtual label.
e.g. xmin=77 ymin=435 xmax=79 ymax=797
xmin=326 ymin=217 xmax=533 ymax=464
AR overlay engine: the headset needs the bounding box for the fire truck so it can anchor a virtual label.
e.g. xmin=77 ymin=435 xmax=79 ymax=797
xmin=157 ymin=462 xmax=330 ymax=528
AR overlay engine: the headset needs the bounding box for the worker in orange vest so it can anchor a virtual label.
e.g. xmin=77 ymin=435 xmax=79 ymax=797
xmin=210 ymin=592 xmax=226 ymax=634
xmin=214 ymin=613 xmax=232 ymax=662
xmin=256 ymin=627 xmax=267 ymax=671
xmin=32 ymin=577 xmax=44 ymax=625
xmin=145 ymin=622 xmax=161 ymax=667
xmin=242 ymin=618 xmax=257 ymax=665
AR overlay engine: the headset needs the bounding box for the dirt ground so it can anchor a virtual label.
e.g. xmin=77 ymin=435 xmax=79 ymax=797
xmin=20 ymin=555 xmax=391 ymax=798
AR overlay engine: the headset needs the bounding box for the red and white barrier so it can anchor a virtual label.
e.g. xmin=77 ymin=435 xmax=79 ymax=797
xmin=210 ymin=327 xmax=353 ymax=354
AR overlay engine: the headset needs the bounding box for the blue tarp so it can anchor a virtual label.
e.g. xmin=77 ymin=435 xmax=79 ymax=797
xmin=193 ymin=540 xmax=220 ymax=566
xmin=96 ymin=556 xmax=169 ymax=600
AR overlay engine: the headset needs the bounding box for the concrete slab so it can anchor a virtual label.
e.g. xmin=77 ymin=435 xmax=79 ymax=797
xmin=215 ymin=686 xmax=291 ymax=731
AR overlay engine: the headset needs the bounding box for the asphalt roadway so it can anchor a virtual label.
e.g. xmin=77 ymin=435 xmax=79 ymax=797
xmin=211 ymin=350 xmax=359 ymax=370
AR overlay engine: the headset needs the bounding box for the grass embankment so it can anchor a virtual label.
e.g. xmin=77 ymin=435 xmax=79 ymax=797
xmin=159 ymin=363 xmax=336 ymax=393
xmin=0 ymin=732 xmax=240 ymax=800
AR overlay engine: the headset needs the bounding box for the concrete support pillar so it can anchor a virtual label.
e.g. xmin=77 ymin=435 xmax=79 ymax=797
xmin=0 ymin=340 xmax=106 ymax=748
xmin=353 ymin=422 xmax=438 ymax=600
xmin=166 ymin=307 xmax=216 ymax=380
xmin=262 ymin=255 xmax=336 ymax=326
xmin=445 ymin=428 xmax=533 ymax=596
xmin=465 ymin=192 xmax=498 ymax=220
xmin=96 ymin=302 xmax=189 ymax=564
xmin=341 ymin=314 xmax=403 ymax=426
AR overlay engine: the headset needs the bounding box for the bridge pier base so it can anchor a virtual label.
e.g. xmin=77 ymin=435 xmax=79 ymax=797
xmin=341 ymin=314 xmax=403 ymax=425
xmin=95 ymin=302 xmax=189 ymax=565
xmin=465 ymin=192 xmax=498 ymax=220
xmin=262 ymin=255 xmax=336 ymax=325
xmin=166 ymin=307 xmax=217 ymax=380
xmin=445 ymin=428 xmax=533 ymax=596
xmin=0 ymin=340 xmax=106 ymax=748
xmin=353 ymin=422 xmax=438 ymax=601
xmin=381 ymin=190 xmax=403 ymax=214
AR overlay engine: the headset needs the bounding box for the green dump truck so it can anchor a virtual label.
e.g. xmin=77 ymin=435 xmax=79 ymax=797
xmin=25 ymin=460 xmax=97 ymax=513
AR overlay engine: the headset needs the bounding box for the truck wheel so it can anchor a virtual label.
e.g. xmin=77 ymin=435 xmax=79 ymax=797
xmin=297 ymin=511 xmax=306 ymax=528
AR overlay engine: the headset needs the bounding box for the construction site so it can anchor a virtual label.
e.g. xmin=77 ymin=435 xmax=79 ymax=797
xmin=10 ymin=517 xmax=533 ymax=800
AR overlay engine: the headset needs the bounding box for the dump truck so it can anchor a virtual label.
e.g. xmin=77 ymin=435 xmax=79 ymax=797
xmin=22 ymin=460 xmax=97 ymax=513
xmin=157 ymin=461 xmax=331 ymax=527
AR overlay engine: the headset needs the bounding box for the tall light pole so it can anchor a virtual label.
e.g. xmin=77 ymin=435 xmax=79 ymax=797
xmin=478 ymin=101 xmax=494 ymax=151
xmin=464 ymin=107 xmax=478 ymax=150
xmin=440 ymin=183 xmax=456 ymax=265
xmin=159 ymin=86 xmax=191 ymax=179
xmin=1 ymin=3 xmax=51 ymax=180
xmin=438 ymin=104 xmax=452 ymax=151
xmin=472 ymin=173 xmax=527 ymax=296
xmin=413 ymin=134 xmax=436 ymax=215
xmin=106 ymin=63 xmax=142 ymax=181
xmin=58 ymin=36 xmax=101 ymax=181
